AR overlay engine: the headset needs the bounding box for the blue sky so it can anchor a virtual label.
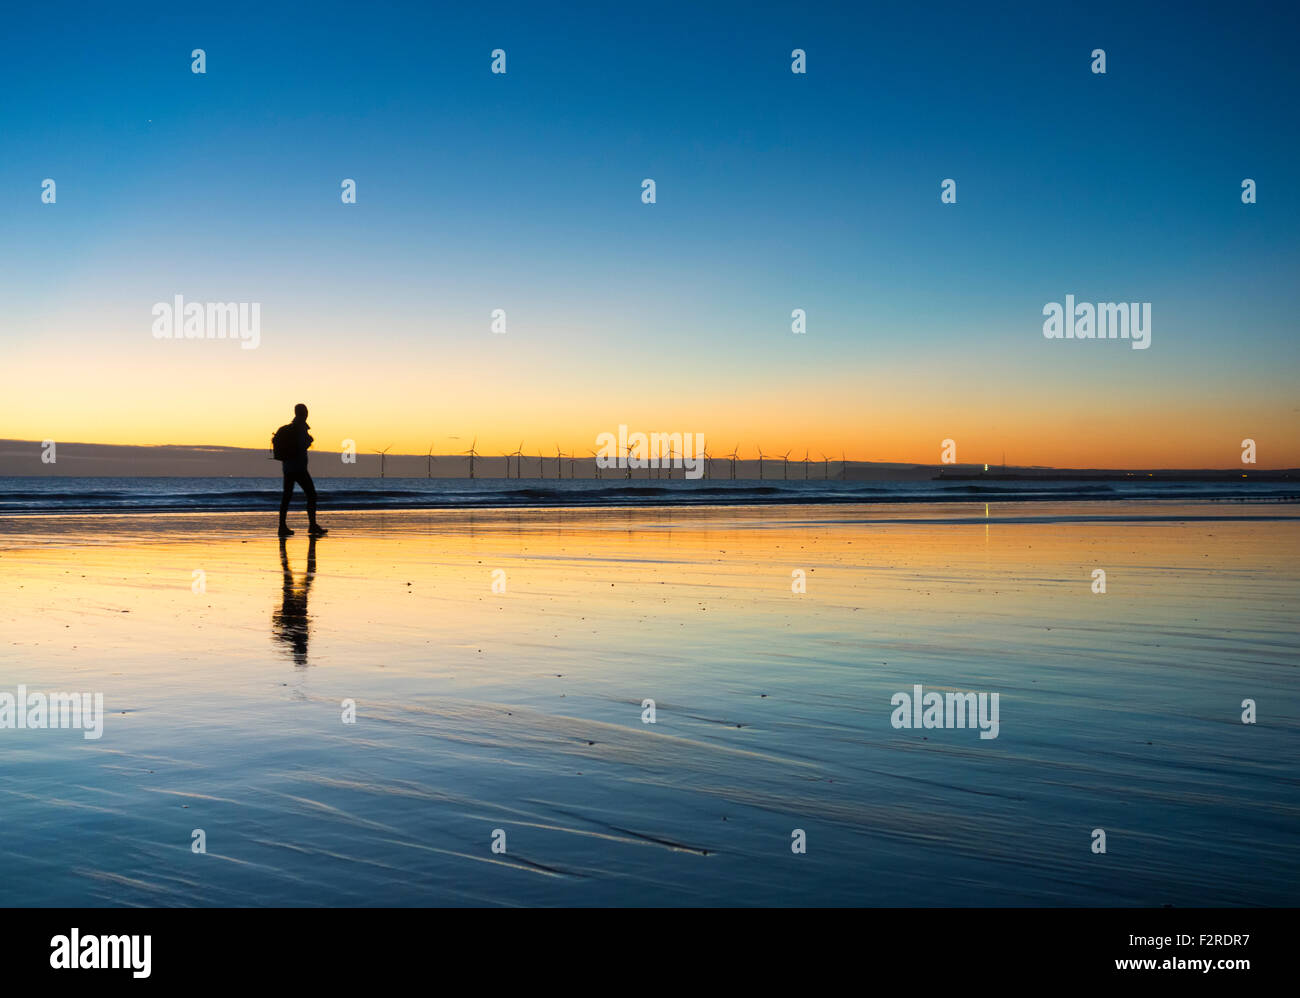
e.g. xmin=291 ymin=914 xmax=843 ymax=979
xmin=1 ymin=0 xmax=1297 ymax=465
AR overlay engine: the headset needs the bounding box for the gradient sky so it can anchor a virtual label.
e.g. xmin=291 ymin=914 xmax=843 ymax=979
xmin=1 ymin=0 xmax=1297 ymax=468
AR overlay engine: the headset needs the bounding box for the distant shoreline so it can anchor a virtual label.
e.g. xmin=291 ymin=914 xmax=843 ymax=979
xmin=933 ymin=470 xmax=1298 ymax=482
xmin=4 ymin=440 xmax=1297 ymax=481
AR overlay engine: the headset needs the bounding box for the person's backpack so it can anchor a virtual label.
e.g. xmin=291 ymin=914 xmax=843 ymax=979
xmin=271 ymin=423 xmax=296 ymax=462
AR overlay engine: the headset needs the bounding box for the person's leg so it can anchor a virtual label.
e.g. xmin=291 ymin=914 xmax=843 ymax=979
xmin=299 ymin=471 xmax=319 ymax=526
xmin=279 ymin=472 xmax=295 ymax=532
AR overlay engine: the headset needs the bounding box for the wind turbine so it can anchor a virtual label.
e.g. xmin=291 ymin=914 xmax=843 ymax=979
xmin=840 ymin=450 xmax=847 ymax=481
xmin=556 ymin=444 xmax=564 ymax=480
xmin=702 ymin=444 xmax=711 ymax=480
xmin=588 ymin=448 xmax=602 ymax=480
xmin=820 ymin=452 xmax=829 ymax=479
xmin=624 ymin=441 xmax=634 ymax=479
xmin=727 ymin=444 xmax=740 ymax=480
xmin=426 ymin=443 xmax=437 ymax=479
xmin=803 ymin=449 xmax=810 ymax=480
xmin=509 ymin=441 xmax=524 ymax=479
xmin=374 ymin=445 xmax=392 ymax=479
xmin=781 ymin=449 xmax=792 ymax=480
xmin=756 ymin=446 xmax=767 ymax=480
xmin=461 ymin=438 xmax=479 ymax=479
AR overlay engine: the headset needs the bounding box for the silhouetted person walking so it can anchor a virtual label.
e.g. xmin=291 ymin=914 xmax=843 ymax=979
xmin=273 ymin=403 xmax=327 ymax=537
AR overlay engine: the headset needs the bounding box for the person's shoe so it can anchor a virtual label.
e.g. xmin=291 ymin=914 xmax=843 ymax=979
xmin=278 ymin=525 xmax=295 ymax=537
xmin=308 ymin=524 xmax=328 ymax=536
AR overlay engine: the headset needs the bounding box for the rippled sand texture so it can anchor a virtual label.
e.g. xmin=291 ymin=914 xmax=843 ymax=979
xmin=0 ymin=503 xmax=1296 ymax=906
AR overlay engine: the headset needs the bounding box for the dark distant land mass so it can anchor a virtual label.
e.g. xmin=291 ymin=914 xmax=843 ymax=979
xmin=1 ymin=439 xmax=1295 ymax=482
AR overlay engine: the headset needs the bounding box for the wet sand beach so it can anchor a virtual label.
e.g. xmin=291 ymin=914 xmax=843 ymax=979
xmin=1 ymin=502 xmax=1296 ymax=906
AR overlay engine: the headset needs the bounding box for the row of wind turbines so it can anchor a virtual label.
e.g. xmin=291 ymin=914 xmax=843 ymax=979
xmin=368 ymin=441 xmax=852 ymax=481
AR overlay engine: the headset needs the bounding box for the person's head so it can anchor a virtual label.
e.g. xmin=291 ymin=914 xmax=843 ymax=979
xmin=294 ymin=403 xmax=308 ymax=421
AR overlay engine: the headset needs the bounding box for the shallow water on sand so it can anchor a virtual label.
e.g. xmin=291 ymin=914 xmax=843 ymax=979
xmin=0 ymin=503 xmax=1296 ymax=906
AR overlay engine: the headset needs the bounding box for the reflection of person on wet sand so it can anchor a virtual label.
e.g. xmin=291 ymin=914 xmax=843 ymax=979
xmin=273 ymin=535 xmax=316 ymax=667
